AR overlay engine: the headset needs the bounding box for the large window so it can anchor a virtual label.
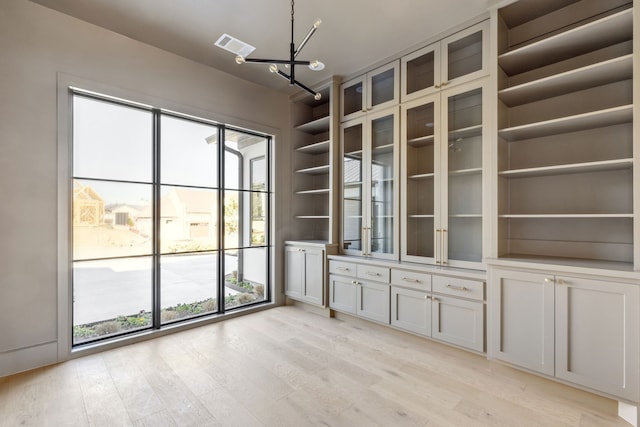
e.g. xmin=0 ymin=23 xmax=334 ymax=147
xmin=71 ymin=91 xmax=271 ymax=345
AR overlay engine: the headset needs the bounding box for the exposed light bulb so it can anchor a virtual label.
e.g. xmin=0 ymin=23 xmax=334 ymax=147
xmin=235 ymin=55 xmax=246 ymax=64
xmin=313 ymin=19 xmax=322 ymax=28
xmin=269 ymin=64 xmax=278 ymax=73
xmin=314 ymin=93 xmax=322 ymax=101
xmin=309 ymin=60 xmax=325 ymax=71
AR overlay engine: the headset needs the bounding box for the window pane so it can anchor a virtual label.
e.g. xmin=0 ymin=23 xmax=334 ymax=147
xmin=73 ymin=180 xmax=152 ymax=260
xmin=161 ymin=115 xmax=218 ymax=187
xmin=223 ymin=190 xmax=240 ymax=249
xmin=160 ymin=186 xmax=218 ymax=253
xmin=225 ymin=130 xmax=267 ymax=191
xmin=160 ymin=252 xmax=218 ymax=323
xmin=73 ymin=257 xmax=152 ymax=345
xmin=251 ymin=191 xmax=267 ymax=246
xmin=224 ymin=248 xmax=267 ymax=310
xmin=73 ymin=96 xmax=152 ymax=182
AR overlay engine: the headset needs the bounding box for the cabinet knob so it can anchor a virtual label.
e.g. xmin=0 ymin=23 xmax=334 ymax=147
xmin=435 ymin=84 xmax=441 ymax=89
xmin=431 ymin=297 xmax=439 ymax=303
xmin=544 ymin=277 xmax=554 ymax=283
xmin=557 ymin=279 xmax=566 ymax=285
xmin=441 ymin=81 xmax=448 ymax=87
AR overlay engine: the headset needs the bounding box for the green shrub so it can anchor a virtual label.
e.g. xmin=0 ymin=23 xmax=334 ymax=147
xmin=94 ymin=321 xmax=121 ymax=336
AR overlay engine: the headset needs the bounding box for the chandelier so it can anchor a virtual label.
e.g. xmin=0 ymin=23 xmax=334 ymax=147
xmin=217 ymin=0 xmax=324 ymax=100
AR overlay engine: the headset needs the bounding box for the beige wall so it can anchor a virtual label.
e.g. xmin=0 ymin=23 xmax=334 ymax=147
xmin=0 ymin=0 xmax=290 ymax=376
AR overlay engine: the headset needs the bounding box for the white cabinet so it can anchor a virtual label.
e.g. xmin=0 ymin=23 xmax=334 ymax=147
xmin=391 ymin=286 xmax=432 ymax=336
xmin=495 ymin=1 xmax=635 ymax=269
xmin=401 ymin=79 xmax=487 ymax=268
xmin=341 ymin=107 xmax=399 ymax=260
xmin=329 ymin=260 xmax=390 ymax=324
xmin=290 ymin=79 xmax=339 ymax=242
xmin=285 ymin=241 xmax=337 ymax=307
xmin=341 ymin=61 xmax=399 ymax=122
xmin=401 ymin=21 xmax=489 ymax=102
xmin=489 ymin=265 xmax=640 ymax=401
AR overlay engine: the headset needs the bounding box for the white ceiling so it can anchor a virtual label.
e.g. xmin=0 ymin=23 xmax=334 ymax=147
xmin=28 ymin=0 xmax=491 ymax=95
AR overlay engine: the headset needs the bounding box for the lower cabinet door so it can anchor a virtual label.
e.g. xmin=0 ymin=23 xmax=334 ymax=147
xmin=391 ymin=286 xmax=431 ymax=336
xmin=490 ymin=268 xmax=555 ymax=376
xmin=302 ymin=248 xmax=325 ymax=306
xmin=329 ymin=275 xmax=357 ymax=314
xmin=432 ymin=295 xmax=484 ymax=352
xmin=356 ymin=280 xmax=390 ymax=324
xmin=555 ymin=276 xmax=640 ymax=401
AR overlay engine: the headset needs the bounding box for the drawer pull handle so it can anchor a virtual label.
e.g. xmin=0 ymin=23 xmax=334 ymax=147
xmin=337 ymin=267 xmax=350 ymax=271
xmin=402 ymin=277 xmax=420 ymax=283
xmin=366 ymin=272 xmax=381 ymax=277
xmin=544 ymin=277 xmax=554 ymax=283
xmin=446 ymin=284 xmax=468 ymax=291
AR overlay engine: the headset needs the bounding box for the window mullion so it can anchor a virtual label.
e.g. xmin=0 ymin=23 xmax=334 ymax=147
xmin=152 ymin=109 xmax=162 ymax=328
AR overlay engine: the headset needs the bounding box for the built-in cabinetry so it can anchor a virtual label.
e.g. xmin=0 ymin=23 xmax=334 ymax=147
xmin=289 ymin=78 xmax=340 ymax=242
xmin=401 ymin=79 xmax=487 ymax=268
xmin=489 ymin=263 xmax=639 ymax=401
xmin=495 ymin=0 xmax=635 ymax=269
xmin=401 ymin=20 xmax=489 ymax=102
xmin=285 ymin=241 xmax=338 ymax=307
xmin=329 ymin=256 xmax=485 ymax=352
xmin=341 ymin=61 xmax=399 ymax=122
xmin=341 ymin=107 xmax=399 ymax=259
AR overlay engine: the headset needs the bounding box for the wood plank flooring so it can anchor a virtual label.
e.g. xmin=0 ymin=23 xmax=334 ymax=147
xmin=0 ymin=305 xmax=632 ymax=426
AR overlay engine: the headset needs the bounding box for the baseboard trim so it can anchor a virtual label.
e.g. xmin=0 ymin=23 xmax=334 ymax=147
xmin=0 ymin=341 xmax=58 ymax=378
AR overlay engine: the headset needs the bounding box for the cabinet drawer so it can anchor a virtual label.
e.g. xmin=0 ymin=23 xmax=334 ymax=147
xmin=433 ymin=275 xmax=484 ymax=301
xmin=329 ymin=260 xmax=357 ymax=277
xmin=357 ymin=264 xmax=390 ymax=282
xmin=391 ymin=269 xmax=431 ymax=290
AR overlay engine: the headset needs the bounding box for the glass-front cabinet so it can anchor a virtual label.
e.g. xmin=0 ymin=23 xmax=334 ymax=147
xmin=341 ymin=107 xmax=399 ymax=259
xmin=401 ymin=80 xmax=486 ymax=269
xmin=401 ymin=21 xmax=489 ymax=102
xmin=341 ymin=61 xmax=400 ymax=122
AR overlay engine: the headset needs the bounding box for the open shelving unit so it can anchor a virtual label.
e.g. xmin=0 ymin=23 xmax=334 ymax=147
xmin=289 ymin=78 xmax=340 ymax=242
xmin=496 ymin=0 xmax=635 ymax=269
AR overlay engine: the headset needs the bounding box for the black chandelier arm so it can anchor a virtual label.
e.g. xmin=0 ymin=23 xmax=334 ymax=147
xmin=242 ymin=58 xmax=311 ymax=66
xmin=273 ymin=69 xmax=320 ymax=99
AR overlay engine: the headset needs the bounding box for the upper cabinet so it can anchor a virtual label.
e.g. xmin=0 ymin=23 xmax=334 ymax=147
xmin=340 ymin=61 xmax=400 ymax=122
xmin=289 ymin=78 xmax=340 ymax=243
xmin=401 ymin=21 xmax=489 ymax=102
xmin=401 ymin=79 xmax=488 ymax=269
xmin=341 ymin=106 xmax=400 ymax=260
xmin=495 ymin=0 xmax=635 ymax=270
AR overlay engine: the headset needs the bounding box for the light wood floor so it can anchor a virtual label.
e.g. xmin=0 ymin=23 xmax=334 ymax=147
xmin=0 ymin=305 xmax=631 ymax=426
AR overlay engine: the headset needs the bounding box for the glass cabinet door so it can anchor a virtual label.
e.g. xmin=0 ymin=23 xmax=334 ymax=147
xmin=444 ymin=84 xmax=484 ymax=267
xmin=401 ymin=43 xmax=440 ymax=101
xmin=341 ymin=76 xmax=365 ymax=122
xmin=368 ymin=110 xmax=398 ymax=258
xmin=441 ymin=21 xmax=488 ymax=88
xmin=367 ymin=61 xmax=399 ymax=111
xmin=341 ymin=119 xmax=364 ymax=254
xmin=401 ymin=95 xmax=439 ymax=263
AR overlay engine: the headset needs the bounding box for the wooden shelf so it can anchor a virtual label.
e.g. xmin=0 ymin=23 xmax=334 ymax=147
xmin=407 ymin=135 xmax=435 ymax=147
xmin=296 ymin=140 xmax=330 ymax=154
xmin=373 ymin=143 xmax=394 ymax=154
xmin=499 ymin=214 xmax=633 ymax=219
xmin=499 ymin=105 xmax=632 ymax=142
xmin=296 ymin=164 xmax=330 ymax=175
xmin=408 ymin=173 xmax=435 ymax=180
xmin=296 ymin=188 xmax=330 ymax=195
xmin=448 ymin=125 xmax=482 ymax=141
xmin=408 ymin=214 xmax=434 ymax=218
xmin=449 ymin=168 xmax=482 ymax=177
xmin=296 ymin=215 xmax=330 ymax=219
xmin=450 ymin=214 xmax=482 ymax=218
xmin=499 ymin=55 xmax=633 ymax=107
xmin=295 ymin=115 xmax=330 ymax=134
xmin=498 ymin=8 xmax=632 ymax=75
xmin=499 ymin=158 xmax=633 ymax=178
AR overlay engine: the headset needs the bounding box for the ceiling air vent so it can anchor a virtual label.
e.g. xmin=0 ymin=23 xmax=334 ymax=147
xmin=214 ymin=34 xmax=256 ymax=57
